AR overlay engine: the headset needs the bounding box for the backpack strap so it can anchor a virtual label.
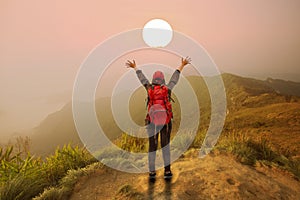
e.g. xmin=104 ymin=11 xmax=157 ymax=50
xmin=146 ymin=84 xmax=154 ymax=108
xmin=167 ymin=89 xmax=175 ymax=102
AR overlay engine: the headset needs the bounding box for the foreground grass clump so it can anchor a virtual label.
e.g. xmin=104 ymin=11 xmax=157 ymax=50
xmin=43 ymin=144 xmax=96 ymax=185
xmin=215 ymin=130 xmax=300 ymax=179
xmin=33 ymin=162 xmax=104 ymax=200
xmin=0 ymin=143 xmax=96 ymax=200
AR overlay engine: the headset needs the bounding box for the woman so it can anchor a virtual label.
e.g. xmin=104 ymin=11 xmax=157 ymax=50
xmin=126 ymin=56 xmax=191 ymax=179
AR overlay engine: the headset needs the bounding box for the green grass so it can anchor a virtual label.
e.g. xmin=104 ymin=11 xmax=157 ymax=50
xmin=33 ymin=162 xmax=104 ymax=200
xmin=215 ymin=130 xmax=300 ymax=180
xmin=0 ymin=141 xmax=96 ymax=200
xmin=42 ymin=144 xmax=95 ymax=185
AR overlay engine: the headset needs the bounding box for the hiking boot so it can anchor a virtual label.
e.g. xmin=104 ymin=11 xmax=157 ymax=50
xmin=149 ymin=172 xmax=156 ymax=180
xmin=164 ymin=171 xmax=173 ymax=179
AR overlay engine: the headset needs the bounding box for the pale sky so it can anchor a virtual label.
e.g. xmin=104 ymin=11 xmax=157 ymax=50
xmin=1 ymin=0 xmax=300 ymax=138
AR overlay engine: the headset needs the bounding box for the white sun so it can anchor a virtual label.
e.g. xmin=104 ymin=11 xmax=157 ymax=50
xmin=142 ymin=19 xmax=173 ymax=48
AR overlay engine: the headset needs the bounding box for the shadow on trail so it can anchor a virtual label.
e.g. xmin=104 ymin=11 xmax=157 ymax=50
xmin=147 ymin=179 xmax=155 ymax=200
xmin=164 ymin=179 xmax=173 ymax=200
xmin=147 ymin=178 xmax=174 ymax=200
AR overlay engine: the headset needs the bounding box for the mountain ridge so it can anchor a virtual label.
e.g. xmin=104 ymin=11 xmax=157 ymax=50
xmin=29 ymin=73 xmax=300 ymax=156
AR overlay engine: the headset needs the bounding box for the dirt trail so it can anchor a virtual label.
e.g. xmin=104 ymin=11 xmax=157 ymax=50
xmin=70 ymin=152 xmax=300 ymax=200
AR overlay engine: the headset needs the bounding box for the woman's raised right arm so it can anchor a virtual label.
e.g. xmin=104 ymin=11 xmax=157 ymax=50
xmin=126 ymin=60 xmax=150 ymax=88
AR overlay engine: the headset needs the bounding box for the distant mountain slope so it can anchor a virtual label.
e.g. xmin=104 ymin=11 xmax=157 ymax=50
xmin=222 ymin=73 xmax=299 ymax=110
xmin=30 ymin=73 xmax=300 ymax=156
xmin=265 ymin=77 xmax=300 ymax=97
xmin=30 ymin=98 xmax=123 ymax=156
xmin=30 ymin=102 xmax=81 ymax=155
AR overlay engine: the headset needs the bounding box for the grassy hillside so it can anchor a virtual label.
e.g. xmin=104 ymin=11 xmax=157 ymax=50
xmin=265 ymin=77 xmax=300 ymax=96
xmin=2 ymin=73 xmax=300 ymax=199
xmin=221 ymin=74 xmax=300 ymax=156
xmin=29 ymin=73 xmax=300 ymax=157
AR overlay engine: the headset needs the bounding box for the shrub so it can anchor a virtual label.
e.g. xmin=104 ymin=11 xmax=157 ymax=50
xmin=33 ymin=162 xmax=104 ymax=200
xmin=215 ymin=130 xmax=300 ymax=179
xmin=0 ymin=144 xmax=96 ymax=200
xmin=42 ymin=144 xmax=95 ymax=185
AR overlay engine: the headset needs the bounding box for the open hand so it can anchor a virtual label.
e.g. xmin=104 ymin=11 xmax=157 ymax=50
xmin=181 ymin=56 xmax=192 ymax=67
xmin=126 ymin=60 xmax=136 ymax=69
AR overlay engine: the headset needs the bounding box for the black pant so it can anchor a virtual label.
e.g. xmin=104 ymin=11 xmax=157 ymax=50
xmin=147 ymin=122 xmax=172 ymax=172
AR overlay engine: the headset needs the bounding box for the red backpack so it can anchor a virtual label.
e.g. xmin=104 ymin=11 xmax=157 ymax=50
xmin=146 ymin=85 xmax=173 ymax=125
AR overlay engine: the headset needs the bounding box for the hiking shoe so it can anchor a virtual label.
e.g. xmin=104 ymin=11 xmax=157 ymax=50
xmin=149 ymin=172 xmax=156 ymax=180
xmin=164 ymin=171 xmax=173 ymax=179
